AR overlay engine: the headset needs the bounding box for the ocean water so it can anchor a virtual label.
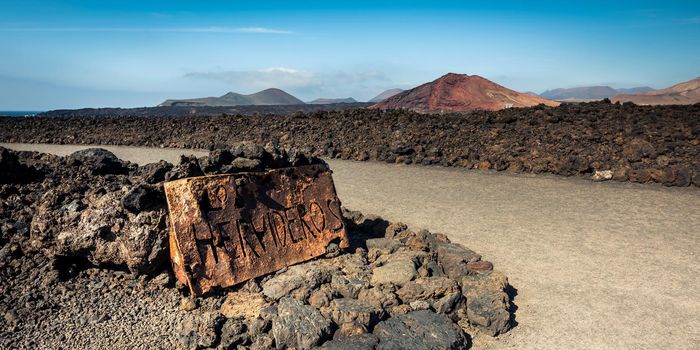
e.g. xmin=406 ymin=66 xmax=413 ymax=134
xmin=0 ymin=111 xmax=43 ymax=117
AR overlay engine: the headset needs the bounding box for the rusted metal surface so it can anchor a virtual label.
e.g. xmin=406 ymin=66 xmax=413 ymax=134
xmin=164 ymin=164 xmax=349 ymax=296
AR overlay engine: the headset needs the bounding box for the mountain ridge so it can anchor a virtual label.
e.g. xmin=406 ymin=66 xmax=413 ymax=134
xmin=369 ymin=88 xmax=404 ymax=103
xmin=307 ymin=97 xmax=357 ymax=104
xmin=158 ymin=88 xmax=304 ymax=107
xmin=540 ymin=86 xmax=655 ymax=101
xmin=611 ymin=77 xmax=700 ymax=105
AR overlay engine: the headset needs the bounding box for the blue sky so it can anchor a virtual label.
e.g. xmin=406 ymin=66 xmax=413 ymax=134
xmin=1 ymin=0 xmax=699 ymax=109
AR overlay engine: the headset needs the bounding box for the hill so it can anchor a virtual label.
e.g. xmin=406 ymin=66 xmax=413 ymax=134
xmin=541 ymin=86 xmax=619 ymax=101
xmin=540 ymin=86 xmax=655 ymax=101
xmin=307 ymin=97 xmax=357 ymax=104
xmin=370 ymin=73 xmax=559 ymax=112
xmin=615 ymin=86 xmax=655 ymax=94
xmin=158 ymin=88 xmax=304 ymax=107
xmin=611 ymin=77 xmax=700 ymax=105
xmin=368 ymin=88 xmax=404 ymax=103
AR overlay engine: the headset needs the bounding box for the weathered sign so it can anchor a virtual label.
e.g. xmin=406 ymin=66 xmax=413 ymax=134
xmin=164 ymin=164 xmax=349 ymax=296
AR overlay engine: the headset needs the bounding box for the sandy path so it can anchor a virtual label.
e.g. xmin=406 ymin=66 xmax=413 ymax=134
xmin=3 ymin=143 xmax=700 ymax=349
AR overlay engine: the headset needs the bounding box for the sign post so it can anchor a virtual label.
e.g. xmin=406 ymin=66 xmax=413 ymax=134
xmin=164 ymin=164 xmax=349 ymax=296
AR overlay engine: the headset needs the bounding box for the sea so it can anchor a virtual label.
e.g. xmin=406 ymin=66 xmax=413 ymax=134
xmin=0 ymin=111 xmax=43 ymax=117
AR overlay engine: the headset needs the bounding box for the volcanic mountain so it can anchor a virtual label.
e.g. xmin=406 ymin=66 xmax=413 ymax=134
xmin=307 ymin=97 xmax=357 ymax=104
xmin=540 ymin=86 xmax=655 ymax=102
xmin=611 ymin=77 xmax=700 ymax=105
xmin=368 ymin=88 xmax=404 ymax=103
xmin=615 ymin=86 xmax=656 ymax=94
xmin=370 ymin=73 xmax=559 ymax=112
xmin=158 ymin=88 xmax=304 ymax=107
xmin=541 ymin=86 xmax=618 ymax=101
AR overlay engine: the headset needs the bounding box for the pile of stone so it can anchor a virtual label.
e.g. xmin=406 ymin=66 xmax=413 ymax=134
xmin=177 ymin=209 xmax=513 ymax=349
xmin=0 ymin=144 xmax=513 ymax=349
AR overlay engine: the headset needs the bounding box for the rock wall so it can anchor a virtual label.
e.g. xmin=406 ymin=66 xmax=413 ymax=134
xmin=2 ymin=101 xmax=699 ymax=186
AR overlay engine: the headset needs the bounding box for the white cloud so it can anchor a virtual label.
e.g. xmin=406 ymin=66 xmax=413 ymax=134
xmin=231 ymin=27 xmax=293 ymax=34
xmin=186 ymin=68 xmax=316 ymax=91
xmin=260 ymin=67 xmax=300 ymax=73
xmin=185 ymin=67 xmax=388 ymax=90
xmin=0 ymin=26 xmax=293 ymax=34
xmin=182 ymin=67 xmax=394 ymax=100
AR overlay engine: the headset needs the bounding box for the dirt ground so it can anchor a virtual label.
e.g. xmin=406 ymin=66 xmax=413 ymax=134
xmin=3 ymin=143 xmax=700 ymax=350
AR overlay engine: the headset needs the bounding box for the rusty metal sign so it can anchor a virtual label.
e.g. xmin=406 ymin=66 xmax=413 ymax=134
xmin=164 ymin=164 xmax=349 ymax=296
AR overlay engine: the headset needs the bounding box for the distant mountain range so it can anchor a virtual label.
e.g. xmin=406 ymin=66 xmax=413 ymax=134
xmin=369 ymin=89 xmax=404 ymax=103
xmin=307 ymin=97 xmax=357 ymax=104
xmin=157 ymin=76 xmax=700 ymax=110
xmin=370 ymin=73 xmax=559 ymax=112
xmin=611 ymin=77 xmax=700 ymax=105
xmin=539 ymin=86 xmax=655 ymax=102
xmin=158 ymin=88 xmax=304 ymax=107
xmin=615 ymin=87 xmax=657 ymax=94
xmin=159 ymin=90 xmax=388 ymax=106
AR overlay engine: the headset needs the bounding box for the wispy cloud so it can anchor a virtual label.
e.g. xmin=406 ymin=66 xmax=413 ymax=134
xmin=232 ymin=27 xmax=293 ymax=34
xmin=0 ymin=26 xmax=293 ymax=34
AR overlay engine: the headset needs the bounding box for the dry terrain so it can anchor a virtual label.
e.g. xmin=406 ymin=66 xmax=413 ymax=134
xmin=3 ymin=143 xmax=699 ymax=349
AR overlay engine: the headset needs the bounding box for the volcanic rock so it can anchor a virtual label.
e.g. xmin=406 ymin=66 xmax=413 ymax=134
xmin=623 ymin=138 xmax=655 ymax=161
xmin=365 ymin=237 xmax=402 ymax=254
xmin=321 ymin=298 xmax=384 ymax=329
xmin=319 ymin=334 xmax=379 ymax=350
xmin=272 ymin=297 xmax=332 ymax=350
xmin=460 ymin=271 xmax=512 ymax=336
xmin=30 ymin=177 xmax=169 ymax=274
xmin=331 ymin=274 xmax=367 ymax=299
xmin=177 ymin=311 xmax=225 ymax=349
xmin=357 ymin=286 xmax=400 ymax=310
xmin=220 ymin=291 xmax=269 ymax=319
xmin=66 ymin=148 xmax=129 ymax=175
xmin=435 ymin=242 xmax=482 ymax=279
xmin=121 ymin=183 xmax=163 ymax=213
xmin=371 ymin=73 xmax=559 ymax=112
xmin=370 ymin=259 xmax=417 ymax=287
xmin=135 ymin=160 xmax=172 ymax=184
xmin=373 ymin=310 xmax=468 ymax=350
xmin=219 ymin=318 xmax=249 ymax=348
xmin=262 ymin=263 xmax=336 ymax=301
xmin=0 ymin=146 xmax=37 ymax=184
xmin=335 ymin=321 xmax=369 ymax=338
xmin=397 ymin=276 xmax=461 ymax=308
